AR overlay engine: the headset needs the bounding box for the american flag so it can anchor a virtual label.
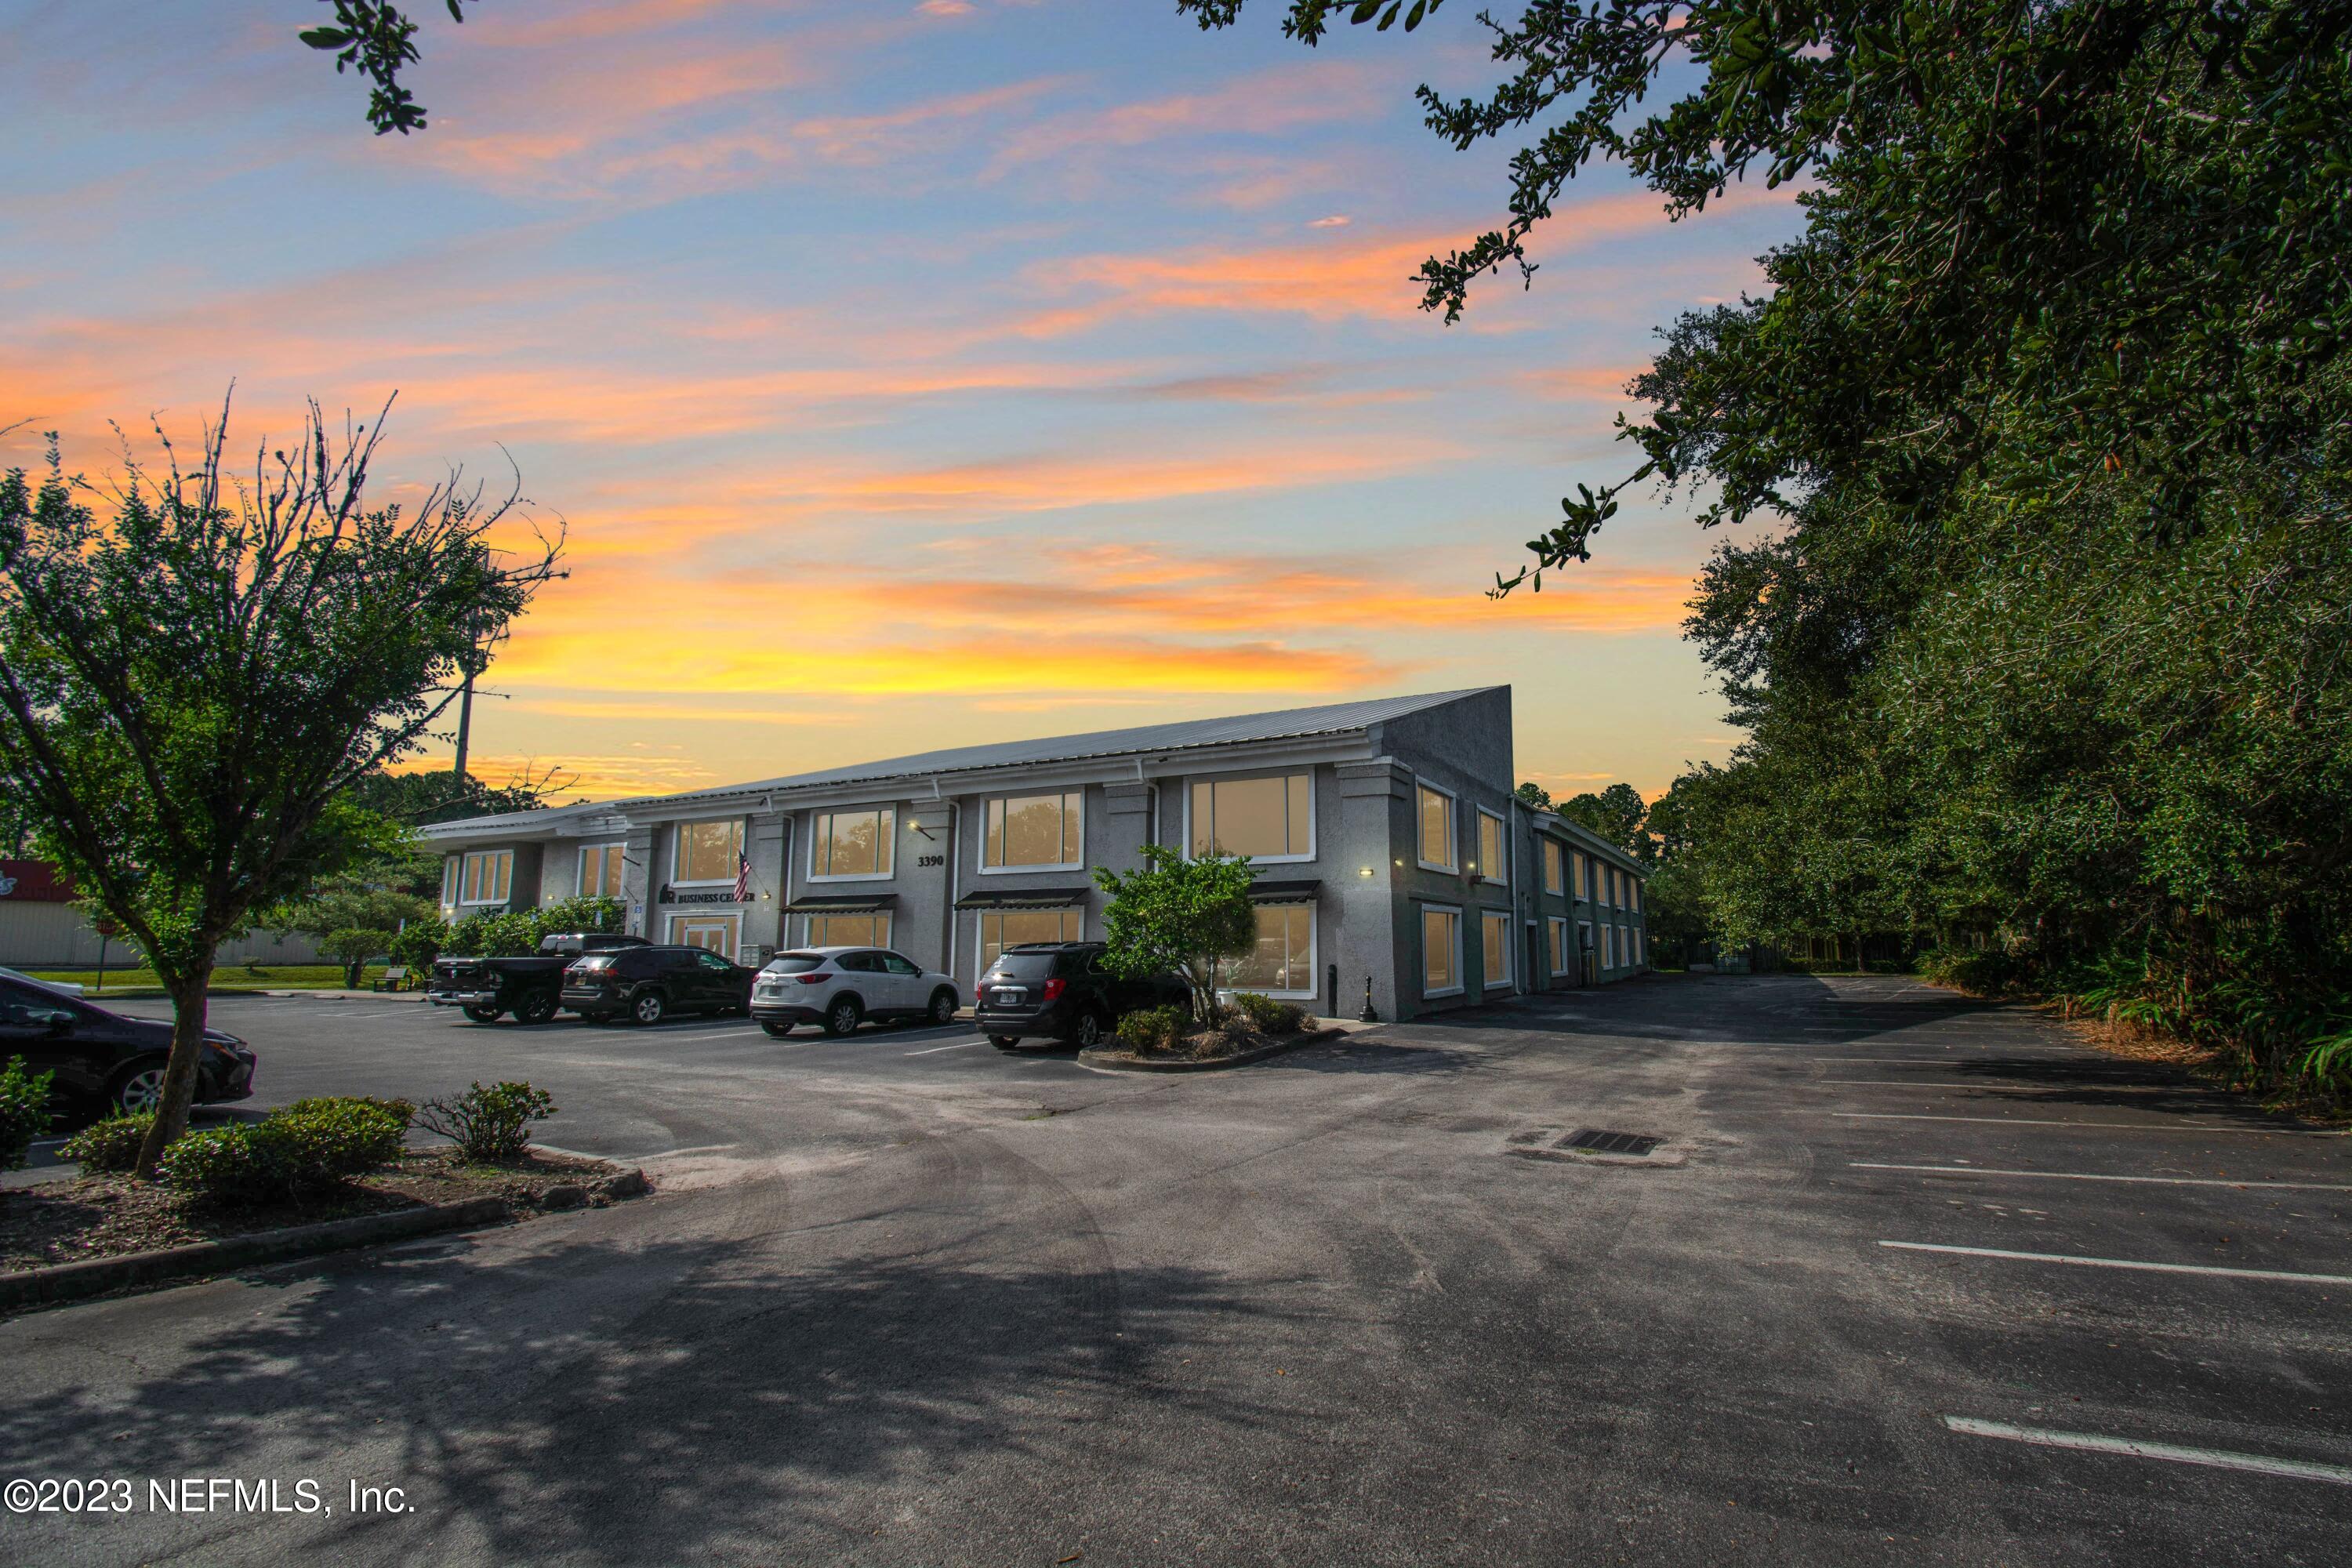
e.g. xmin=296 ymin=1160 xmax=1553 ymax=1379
xmin=733 ymin=851 xmax=750 ymax=903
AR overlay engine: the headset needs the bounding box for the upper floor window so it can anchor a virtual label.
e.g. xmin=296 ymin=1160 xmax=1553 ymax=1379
xmin=1417 ymin=782 xmax=1456 ymax=872
xmin=1190 ymin=773 xmax=1311 ymax=860
xmin=1475 ymin=810 xmax=1506 ymax=883
xmin=1542 ymin=840 xmax=1565 ymax=896
xmin=811 ymin=807 xmax=895 ymax=879
xmin=676 ymin=819 xmax=743 ymax=884
xmin=1629 ymin=879 xmax=1642 ymax=915
xmin=982 ymin=791 xmax=1083 ymax=869
xmin=459 ymin=849 xmax=511 ymax=906
xmin=1573 ymin=852 xmax=1588 ymax=900
xmin=580 ymin=842 xmax=626 ymax=899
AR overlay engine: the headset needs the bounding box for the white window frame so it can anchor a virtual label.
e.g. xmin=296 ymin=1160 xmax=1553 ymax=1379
xmin=1542 ymin=840 xmax=1565 ymax=897
xmin=977 ymin=789 xmax=1087 ymax=875
xmin=1548 ymin=916 xmax=1570 ymax=976
xmin=807 ymin=805 xmax=897 ymax=883
xmin=1183 ymin=771 xmax=1317 ymax=866
xmin=1414 ymin=779 xmax=1457 ymax=873
xmin=1480 ymin=908 xmax=1512 ymax=987
xmin=1474 ymin=808 xmax=1507 ymax=884
xmin=578 ymin=841 xmax=627 ymax=901
xmin=805 ymin=910 xmax=893 ymax=949
xmin=1420 ymin=902 xmax=1464 ymax=999
xmin=458 ymin=848 xmax=512 ymax=906
xmin=1225 ymin=902 xmax=1317 ymax=1000
xmin=441 ymin=855 xmax=459 ymax=906
xmin=672 ymin=818 xmax=745 ymax=888
xmin=976 ymin=907 xmax=1082 ymax=971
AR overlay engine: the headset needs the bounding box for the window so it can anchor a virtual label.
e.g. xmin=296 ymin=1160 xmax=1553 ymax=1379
xmin=811 ymin=807 xmax=895 ymax=879
xmin=1573 ymin=853 xmax=1588 ymax=900
xmin=1476 ymin=810 xmax=1505 ymax=883
xmin=1481 ymin=910 xmax=1511 ymax=986
xmin=1601 ymin=924 xmax=1615 ymax=968
xmin=676 ymin=819 xmax=743 ymax=884
xmin=1421 ymin=906 xmax=1461 ymax=996
xmin=441 ymin=856 xmax=459 ymax=906
xmin=1631 ymin=927 xmax=1643 ymax=965
xmin=1548 ymin=916 xmax=1570 ymax=975
xmin=982 ymin=791 xmax=1083 ymax=870
xmin=1605 ymin=866 xmax=1619 ymax=909
xmin=579 ymin=842 xmax=626 ymax=899
xmin=1542 ymin=840 xmax=1565 ymax=896
xmin=809 ymin=912 xmax=890 ymax=948
xmin=1629 ymin=880 xmax=1642 ymax=914
xmin=1417 ymin=783 xmax=1456 ymax=871
xmin=1189 ymin=773 xmax=1312 ymax=860
xmin=668 ymin=913 xmax=739 ymax=958
xmin=459 ymin=849 xmax=511 ymax=906
xmin=978 ymin=908 xmax=1079 ymax=970
xmin=1229 ymin=905 xmax=1313 ymax=996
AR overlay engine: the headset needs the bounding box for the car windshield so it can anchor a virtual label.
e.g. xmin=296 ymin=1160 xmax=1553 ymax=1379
xmin=764 ymin=953 xmax=829 ymax=974
xmin=986 ymin=953 xmax=1057 ymax=981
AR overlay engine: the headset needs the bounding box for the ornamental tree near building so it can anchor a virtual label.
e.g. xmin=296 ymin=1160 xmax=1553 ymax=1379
xmin=1093 ymin=846 xmax=1259 ymax=1024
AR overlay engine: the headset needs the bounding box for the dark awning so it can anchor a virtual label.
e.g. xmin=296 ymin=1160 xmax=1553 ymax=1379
xmin=786 ymin=892 xmax=898 ymax=913
xmin=954 ymin=886 xmax=1093 ymax=911
xmin=1249 ymin=879 xmax=1320 ymax=904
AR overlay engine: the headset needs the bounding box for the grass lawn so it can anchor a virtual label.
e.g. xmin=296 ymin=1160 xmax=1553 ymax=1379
xmin=26 ymin=964 xmax=388 ymax=994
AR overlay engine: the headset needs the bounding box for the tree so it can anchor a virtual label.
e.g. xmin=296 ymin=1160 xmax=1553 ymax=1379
xmin=1555 ymin=783 xmax=1649 ymax=859
xmin=343 ymin=764 xmax=569 ymax=829
xmin=1092 ymin=846 xmax=1259 ymax=1022
xmin=1513 ymin=782 xmax=1552 ymax=811
xmin=300 ymin=1 xmax=479 ymax=134
xmin=0 ymin=394 xmax=559 ymax=1173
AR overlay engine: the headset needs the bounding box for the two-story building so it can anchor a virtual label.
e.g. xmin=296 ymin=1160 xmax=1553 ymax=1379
xmin=416 ymin=687 xmax=1648 ymax=1022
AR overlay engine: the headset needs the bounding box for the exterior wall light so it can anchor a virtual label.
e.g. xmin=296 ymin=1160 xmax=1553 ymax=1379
xmin=1358 ymin=866 xmax=1374 ymax=878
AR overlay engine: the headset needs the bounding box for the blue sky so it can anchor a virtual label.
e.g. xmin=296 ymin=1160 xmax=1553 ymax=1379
xmin=1 ymin=0 xmax=1804 ymax=800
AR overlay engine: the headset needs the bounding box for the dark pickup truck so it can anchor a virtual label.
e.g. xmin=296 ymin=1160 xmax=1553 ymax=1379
xmin=428 ymin=932 xmax=649 ymax=1025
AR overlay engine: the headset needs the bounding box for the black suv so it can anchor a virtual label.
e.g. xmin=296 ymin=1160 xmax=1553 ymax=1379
xmin=974 ymin=942 xmax=1188 ymax=1051
xmin=561 ymin=945 xmax=757 ymax=1025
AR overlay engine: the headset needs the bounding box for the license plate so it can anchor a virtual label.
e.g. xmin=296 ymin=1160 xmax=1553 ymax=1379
xmin=994 ymin=988 xmax=1026 ymax=1004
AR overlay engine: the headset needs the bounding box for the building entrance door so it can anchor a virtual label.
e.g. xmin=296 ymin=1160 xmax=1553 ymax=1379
xmin=670 ymin=914 xmax=741 ymax=961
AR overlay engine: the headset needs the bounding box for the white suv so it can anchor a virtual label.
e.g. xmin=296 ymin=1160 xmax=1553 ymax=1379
xmin=750 ymin=946 xmax=961 ymax=1040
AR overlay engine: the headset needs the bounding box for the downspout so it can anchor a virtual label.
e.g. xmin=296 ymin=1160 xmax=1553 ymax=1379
xmin=1505 ymin=798 xmax=1520 ymax=995
xmin=780 ymin=811 xmax=794 ymax=952
xmin=944 ymin=800 xmax=960 ymax=983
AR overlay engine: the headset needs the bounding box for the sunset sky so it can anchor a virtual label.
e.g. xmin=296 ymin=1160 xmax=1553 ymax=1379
xmin=2 ymin=0 xmax=1803 ymax=803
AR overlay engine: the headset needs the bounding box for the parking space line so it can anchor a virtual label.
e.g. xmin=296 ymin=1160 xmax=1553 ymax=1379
xmin=1822 ymin=1080 xmax=2178 ymax=1091
xmin=1853 ymin=1163 xmax=2352 ymax=1192
xmin=905 ymin=1039 xmax=989 ymax=1055
xmin=1880 ymin=1241 xmax=2352 ymax=1287
xmin=1832 ymin=1112 xmax=2341 ymax=1134
xmin=1942 ymin=1417 xmax=2352 ymax=1486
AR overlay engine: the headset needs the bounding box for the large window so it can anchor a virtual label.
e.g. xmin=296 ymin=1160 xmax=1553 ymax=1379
xmin=676 ymin=819 xmax=743 ymax=884
xmin=1189 ymin=773 xmax=1312 ymax=860
xmin=1629 ymin=925 xmax=1642 ymax=965
xmin=441 ymin=856 xmax=459 ymax=905
xmin=1543 ymin=840 xmax=1565 ymax=896
xmin=1417 ymin=782 xmax=1456 ymax=872
xmin=811 ymin=807 xmax=895 ymax=879
xmin=1548 ymin=916 xmax=1570 ymax=975
xmin=809 ymin=913 xmax=890 ymax=948
xmin=579 ymin=842 xmax=626 ymax=899
xmin=1602 ymin=924 xmax=1615 ymax=968
xmin=982 ymin=791 xmax=1083 ymax=870
xmin=1229 ymin=904 xmax=1313 ymax=996
xmin=1573 ymin=852 xmax=1588 ymax=901
xmin=459 ymin=849 xmax=511 ymax=906
xmin=1629 ymin=880 xmax=1642 ymax=914
xmin=1481 ymin=910 xmax=1511 ymax=986
xmin=1606 ymin=866 xmax=1620 ymax=908
xmin=1476 ymin=811 xmax=1506 ymax=883
xmin=979 ymin=908 xmax=1079 ymax=970
xmin=1421 ymin=905 xmax=1461 ymax=996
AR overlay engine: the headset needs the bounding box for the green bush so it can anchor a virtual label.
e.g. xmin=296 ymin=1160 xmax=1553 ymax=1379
xmin=1229 ymin=992 xmax=1308 ymax=1034
xmin=59 ymin=1112 xmax=154 ymax=1173
xmin=1918 ymin=947 xmax=2036 ymax=996
xmin=155 ymin=1123 xmax=272 ymax=1203
xmin=416 ymin=1081 xmax=555 ymax=1161
xmin=156 ymin=1096 xmax=412 ymax=1205
xmin=387 ymin=917 xmax=449 ymax=970
xmin=0 ymin=1054 xmax=54 ymax=1174
xmin=1112 ymin=1005 xmax=1187 ymax=1054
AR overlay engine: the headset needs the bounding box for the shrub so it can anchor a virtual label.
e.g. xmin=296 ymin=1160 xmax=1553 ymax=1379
xmin=155 ymin=1123 xmax=272 ymax=1203
xmin=387 ymin=916 xmax=449 ymax=970
xmin=1229 ymin=992 xmax=1308 ymax=1035
xmin=0 ymin=1054 xmax=54 ymax=1173
xmin=156 ymin=1096 xmax=412 ymax=1205
xmin=59 ymin=1112 xmax=155 ymax=1173
xmin=1112 ymin=1005 xmax=1187 ymax=1055
xmin=1918 ymin=946 xmax=2036 ymax=996
xmin=416 ymin=1081 xmax=555 ymax=1162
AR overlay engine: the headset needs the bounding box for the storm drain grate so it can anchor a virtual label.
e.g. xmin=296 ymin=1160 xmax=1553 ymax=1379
xmin=1560 ymin=1128 xmax=1663 ymax=1157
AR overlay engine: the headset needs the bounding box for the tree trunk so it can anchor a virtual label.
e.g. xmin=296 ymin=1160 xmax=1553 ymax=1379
xmin=132 ymin=959 xmax=215 ymax=1178
xmin=344 ymin=953 xmax=365 ymax=989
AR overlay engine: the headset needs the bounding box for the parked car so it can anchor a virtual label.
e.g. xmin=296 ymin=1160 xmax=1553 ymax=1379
xmin=428 ymin=931 xmax=648 ymax=1024
xmin=0 ymin=975 xmax=256 ymax=1118
xmin=974 ymin=942 xmax=1190 ymax=1051
xmin=562 ymin=944 xmax=759 ymax=1025
xmin=0 ymin=966 xmax=85 ymax=997
xmin=750 ymin=947 xmax=960 ymax=1039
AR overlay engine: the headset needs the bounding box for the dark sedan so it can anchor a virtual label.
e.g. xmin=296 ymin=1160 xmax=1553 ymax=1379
xmin=561 ymin=944 xmax=757 ymax=1025
xmin=0 ymin=975 xmax=256 ymax=1118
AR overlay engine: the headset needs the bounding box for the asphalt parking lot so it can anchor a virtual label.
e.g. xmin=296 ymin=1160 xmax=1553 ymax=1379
xmin=2 ymin=975 xmax=2345 ymax=1566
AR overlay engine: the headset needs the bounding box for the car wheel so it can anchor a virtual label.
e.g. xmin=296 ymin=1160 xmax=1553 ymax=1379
xmin=762 ymin=1021 xmax=794 ymax=1040
xmin=989 ymin=1035 xmax=1021 ymax=1051
xmin=824 ymin=996 xmax=862 ymax=1036
xmin=1070 ymin=1011 xmax=1105 ymax=1049
xmin=110 ymin=1059 xmax=168 ymax=1116
xmin=517 ymin=993 xmax=559 ymax=1025
xmin=632 ymin=990 xmax=668 ymax=1026
xmin=928 ymin=988 xmax=959 ymax=1025
xmin=463 ymin=1004 xmax=502 ymax=1024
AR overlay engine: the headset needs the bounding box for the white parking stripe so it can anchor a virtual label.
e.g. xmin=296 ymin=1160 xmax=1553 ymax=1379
xmin=1824 ymin=1079 xmax=2178 ymax=1091
xmin=1833 ymin=1112 xmax=2342 ymax=1135
xmin=1880 ymin=1241 xmax=2352 ymax=1287
xmin=619 ymin=1142 xmax=739 ymax=1162
xmin=1942 ymin=1417 xmax=2352 ymax=1486
xmin=1853 ymin=1163 xmax=2352 ymax=1192
xmin=905 ymin=1039 xmax=989 ymax=1055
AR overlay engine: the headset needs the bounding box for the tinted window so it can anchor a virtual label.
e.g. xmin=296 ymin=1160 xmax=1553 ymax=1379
xmin=837 ymin=952 xmax=880 ymax=974
xmin=0 ymin=983 xmax=75 ymax=1027
xmin=986 ymin=953 xmax=1056 ymax=981
xmin=696 ymin=951 xmax=736 ymax=972
xmin=764 ymin=953 xmax=828 ymax=975
xmin=880 ymin=953 xmax=918 ymax=976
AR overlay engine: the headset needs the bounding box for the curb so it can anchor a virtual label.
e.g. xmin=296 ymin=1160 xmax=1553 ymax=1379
xmin=1079 ymin=1025 xmax=1346 ymax=1074
xmin=0 ymin=1195 xmax=514 ymax=1312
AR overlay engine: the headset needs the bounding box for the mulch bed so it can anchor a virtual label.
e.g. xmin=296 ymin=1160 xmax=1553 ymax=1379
xmin=1 ymin=1148 xmax=622 ymax=1275
xmin=1095 ymin=1022 xmax=1299 ymax=1064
